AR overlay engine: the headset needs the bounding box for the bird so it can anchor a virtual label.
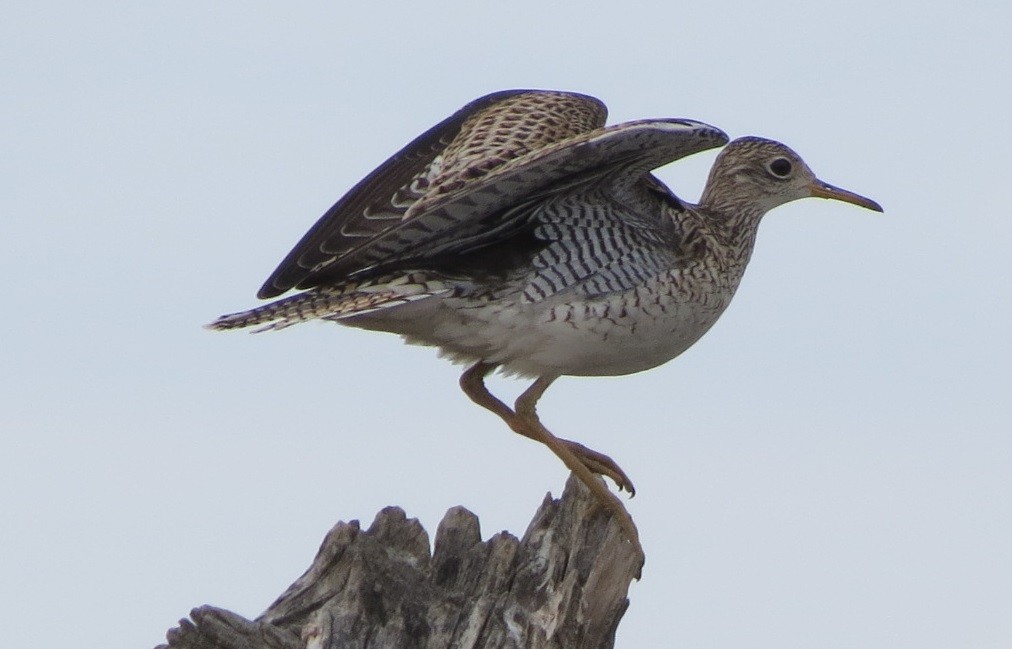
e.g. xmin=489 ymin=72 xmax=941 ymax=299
xmin=208 ymin=89 xmax=882 ymax=551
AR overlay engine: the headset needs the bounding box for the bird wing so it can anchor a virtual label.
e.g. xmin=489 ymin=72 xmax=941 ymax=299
xmin=309 ymin=119 xmax=728 ymax=283
xmin=257 ymin=89 xmax=609 ymax=298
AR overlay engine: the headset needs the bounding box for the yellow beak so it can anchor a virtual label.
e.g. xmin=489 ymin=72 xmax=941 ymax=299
xmin=810 ymin=180 xmax=883 ymax=212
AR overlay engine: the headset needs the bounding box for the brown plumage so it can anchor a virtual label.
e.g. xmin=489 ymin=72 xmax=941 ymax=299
xmin=209 ymin=90 xmax=882 ymax=553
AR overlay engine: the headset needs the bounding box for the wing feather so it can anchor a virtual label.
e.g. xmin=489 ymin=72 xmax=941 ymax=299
xmin=317 ymin=119 xmax=728 ymax=279
xmin=257 ymin=89 xmax=607 ymax=298
xmin=257 ymin=92 xmax=729 ymax=301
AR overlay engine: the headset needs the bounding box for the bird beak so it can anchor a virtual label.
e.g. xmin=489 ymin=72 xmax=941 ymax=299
xmin=810 ymin=180 xmax=883 ymax=212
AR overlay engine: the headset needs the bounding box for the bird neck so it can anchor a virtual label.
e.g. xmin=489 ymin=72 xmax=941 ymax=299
xmin=698 ymin=165 xmax=776 ymax=235
xmin=696 ymin=197 xmax=766 ymax=264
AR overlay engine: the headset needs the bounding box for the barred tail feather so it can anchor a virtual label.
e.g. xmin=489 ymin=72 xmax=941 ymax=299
xmin=206 ymin=275 xmax=452 ymax=334
xmin=205 ymin=292 xmax=337 ymax=333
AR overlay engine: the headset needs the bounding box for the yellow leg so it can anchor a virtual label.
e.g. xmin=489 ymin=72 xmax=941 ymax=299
xmin=460 ymin=363 xmax=635 ymax=493
xmin=460 ymin=362 xmax=641 ymax=551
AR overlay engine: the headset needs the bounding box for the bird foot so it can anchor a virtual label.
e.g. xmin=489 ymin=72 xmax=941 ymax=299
xmin=560 ymin=439 xmax=636 ymax=496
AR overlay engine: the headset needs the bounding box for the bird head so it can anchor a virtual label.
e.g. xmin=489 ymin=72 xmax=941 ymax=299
xmin=700 ymin=136 xmax=883 ymax=216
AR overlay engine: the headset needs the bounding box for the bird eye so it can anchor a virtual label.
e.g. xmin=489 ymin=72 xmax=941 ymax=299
xmin=768 ymin=158 xmax=792 ymax=178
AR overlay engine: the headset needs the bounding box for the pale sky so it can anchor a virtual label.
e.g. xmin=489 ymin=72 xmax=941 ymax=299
xmin=3 ymin=2 xmax=1011 ymax=648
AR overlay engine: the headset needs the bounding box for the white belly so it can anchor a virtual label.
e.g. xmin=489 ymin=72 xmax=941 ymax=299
xmin=345 ymin=273 xmax=737 ymax=378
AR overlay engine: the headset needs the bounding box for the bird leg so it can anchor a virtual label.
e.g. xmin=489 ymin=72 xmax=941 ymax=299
xmin=459 ymin=362 xmax=635 ymax=492
xmin=459 ymin=362 xmax=641 ymax=549
xmin=510 ymin=375 xmax=636 ymax=494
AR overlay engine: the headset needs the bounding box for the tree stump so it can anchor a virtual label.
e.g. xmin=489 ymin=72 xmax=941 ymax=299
xmin=159 ymin=475 xmax=644 ymax=649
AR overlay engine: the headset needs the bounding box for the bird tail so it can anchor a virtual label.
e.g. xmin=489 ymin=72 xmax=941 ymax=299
xmin=206 ymin=274 xmax=451 ymax=333
xmin=206 ymin=291 xmax=337 ymax=333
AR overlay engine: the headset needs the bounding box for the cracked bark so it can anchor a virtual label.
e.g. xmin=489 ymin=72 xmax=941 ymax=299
xmin=158 ymin=475 xmax=643 ymax=649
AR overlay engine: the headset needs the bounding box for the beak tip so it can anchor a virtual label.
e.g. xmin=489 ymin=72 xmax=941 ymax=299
xmin=812 ymin=181 xmax=883 ymax=213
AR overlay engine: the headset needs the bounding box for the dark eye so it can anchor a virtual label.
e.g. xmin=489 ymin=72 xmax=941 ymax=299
xmin=768 ymin=158 xmax=792 ymax=177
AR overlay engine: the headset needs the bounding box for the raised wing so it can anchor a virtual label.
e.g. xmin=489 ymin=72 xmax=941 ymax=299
xmin=257 ymin=89 xmax=608 ymax=298
xmin=308 ymin=119 xmax=729 ymax=282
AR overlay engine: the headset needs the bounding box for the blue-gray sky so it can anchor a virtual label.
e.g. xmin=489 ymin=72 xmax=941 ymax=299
xmin=3 ymin=2 xmax=1010 ymax=648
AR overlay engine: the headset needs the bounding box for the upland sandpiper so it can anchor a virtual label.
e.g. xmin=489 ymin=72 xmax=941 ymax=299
xmin=209 ymin=89 xmax=883 ymax=551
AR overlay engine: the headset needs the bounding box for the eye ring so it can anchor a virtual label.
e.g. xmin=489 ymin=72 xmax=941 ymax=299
xmin=768 ymin=157 xmax=793 ymax=178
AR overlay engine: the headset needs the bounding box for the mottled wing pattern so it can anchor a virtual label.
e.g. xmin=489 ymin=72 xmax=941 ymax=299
xmin=329 ymin=120 xmax=728 ymax=282
xmin=258 ymin=89 xmax=608 ymax=298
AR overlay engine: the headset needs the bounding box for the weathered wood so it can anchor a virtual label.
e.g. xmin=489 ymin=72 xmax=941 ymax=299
xmin=159 ymin=476 xmax=643 ymax=649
